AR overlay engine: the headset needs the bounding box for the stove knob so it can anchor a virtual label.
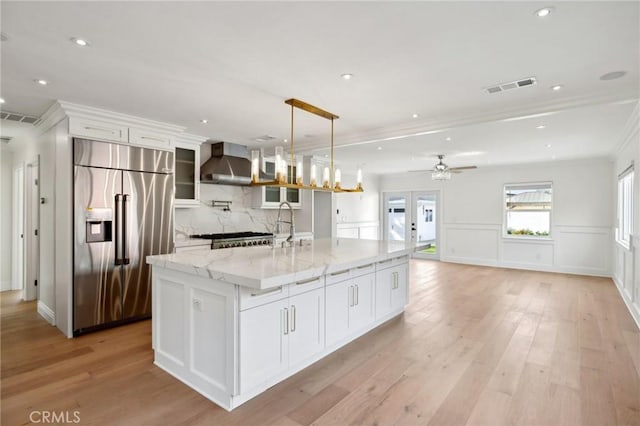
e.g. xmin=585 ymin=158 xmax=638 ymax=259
xmin=252 ymin=241 xmax=258 ymax=246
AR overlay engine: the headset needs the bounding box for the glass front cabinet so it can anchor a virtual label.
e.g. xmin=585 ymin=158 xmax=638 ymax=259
xmin=174 ymin=136 xmax=205 ymax=208
xmin=253 ymin=158 xmax=301 ymax=209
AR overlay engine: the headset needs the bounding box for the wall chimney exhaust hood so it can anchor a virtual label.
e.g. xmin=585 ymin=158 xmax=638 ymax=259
xmin=200 ymin=142 xmax=252 ymax=186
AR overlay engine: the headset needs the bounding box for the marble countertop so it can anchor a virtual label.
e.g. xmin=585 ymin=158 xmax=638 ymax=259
xmin=147 ymin=238 xmax=412 ymax=289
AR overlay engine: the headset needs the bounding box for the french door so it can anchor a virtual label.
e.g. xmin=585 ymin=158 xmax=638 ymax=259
xmin=383 ymin=191 xmax=439 ymax=260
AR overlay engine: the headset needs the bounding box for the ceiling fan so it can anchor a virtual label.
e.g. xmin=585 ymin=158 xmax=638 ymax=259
xmin=410 ymin=155 xmax=477 ymax=180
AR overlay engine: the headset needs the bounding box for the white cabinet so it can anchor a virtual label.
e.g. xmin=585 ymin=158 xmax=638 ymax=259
xmin=375 ymin=260 xmax=409 ymax=320
xmin=174 ymin=138 xmax=203 ymax=208
xmin=325 ymin=268 xmax=375 ymax=347
xmin=288 ymin=287 xmax=325 ymax=367
xmin=239 ymin=283 xmax=324 ymax=393
xmin=239 ymin=298 xmax=289 ymax=393
xmin=69 ymin=117 xmax=128 ymax=143
xmin=129 ymin=127 xmax=175 ymax=150
xmin=68 ymin=117 xmax=176 ymax=151
xmin=253 ymin=159 xmax=302 ymax=209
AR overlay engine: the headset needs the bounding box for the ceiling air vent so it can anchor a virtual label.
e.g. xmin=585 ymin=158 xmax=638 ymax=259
xmin=0 ymin=110 xmax=40 ymax=125
xmin=253 ymin=135 xmax=277 ymax=143
xmin=485 ymin=77 xmax=537 ymax=94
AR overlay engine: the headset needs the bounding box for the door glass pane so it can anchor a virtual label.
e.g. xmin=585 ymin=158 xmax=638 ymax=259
xmin=415 ymin=194 xmax=437 ymax=255
xmin=264 ymin=161 xmax=281 ymax=203
xmin=387 ymin=196 xmax=406 ymax=241
xmin=175 ymin=147 xmax=195 ymax=199
xmin=286 ymin=188 xmax=299 ymax=203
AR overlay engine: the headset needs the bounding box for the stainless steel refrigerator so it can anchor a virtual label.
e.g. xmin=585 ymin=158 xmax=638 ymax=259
xmin=73 ymin=138 xmax=174 ymax=335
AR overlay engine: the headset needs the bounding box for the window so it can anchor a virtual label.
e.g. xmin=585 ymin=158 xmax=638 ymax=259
xmin=617 ymin=166 xmax=634 ymax=248
xmin=504 ymin=182 xmax=552 ymax=237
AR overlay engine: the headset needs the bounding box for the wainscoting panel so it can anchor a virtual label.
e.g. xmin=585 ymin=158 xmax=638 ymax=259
xmin=502 ymin=240 xmax=554 ymax=267
xmin=554 ymin=226 xmax=611 ymax=275
xmin=443 ymin=224 xmax=500 ymax=266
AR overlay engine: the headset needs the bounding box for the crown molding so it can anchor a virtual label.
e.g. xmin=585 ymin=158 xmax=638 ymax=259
xmin=303 ymin=92 xmax=638 ymax=153
xmin=176 ymin=132 xmax=208 ymax=144
xmin=612 ymin=100 xmax=639 ymax=159
xmin=57 ymin=100 xmax=186 ymax=135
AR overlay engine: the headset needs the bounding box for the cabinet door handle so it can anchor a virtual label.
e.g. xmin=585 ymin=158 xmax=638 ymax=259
xmin=84 ymin=125 xmax=118 ymax=135
xmin=291 ymin=305 xmax=296 ymax=332
xmin=283 ymin=308 xmax=289 ymax=335
xmin=251 ymin=286 xmax=281 ymax=297
xmin=296 ymin=277 xmax=318 ymax=286
xmin=140 ymin=135 xmax=166 ymax=143
xmin=355 ymin=285 xmax=359 ymax=306
xmin=331 ymin=269 xmax=350 ymax=277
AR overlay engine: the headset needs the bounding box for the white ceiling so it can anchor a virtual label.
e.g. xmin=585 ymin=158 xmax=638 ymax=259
xmin=1 ymin=1 xmax=638 ymax=173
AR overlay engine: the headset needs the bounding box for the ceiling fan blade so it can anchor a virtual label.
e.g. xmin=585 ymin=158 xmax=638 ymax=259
xmin=408 ymin=169 xmax=434 ymax=173
xmin=449 ymin=165 xmax=477 ymax=171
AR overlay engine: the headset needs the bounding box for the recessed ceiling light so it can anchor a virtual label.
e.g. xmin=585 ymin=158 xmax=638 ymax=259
xmin=377 ymin=146 xmax=382 ymax=150
xmin=324 ymin=154 xmax=329 ymax=158
xmin=341 ymin=73 xmax=354 ymax=80
xmin=551 ymin=85 xmax=563 ymax=91
xmin=200 ymin=119 xmax=208 ymax=124
xmin=34 ymin=79 xmax=49 ymax=86
xmin=535 ymin=7 xmax=553 ymax=17
xmin=0 ymin=98 xmax=5 ymax=104
xmin=445 ymin=137 xmax=452 ymax=141
xmin=546 ymin=144 xmax=552 ymax=148
xmin=70 ymin=37 xmax=89 ymax=47
xmin=600 ymin=71 xmax=627 ymax=81
xmin=412 ymin=113 xmax=419 ymax=118
xmin=536 ymin=125 xmax=546 ymax=130
xmin=284 ymin=139 xmax=288 ymax=143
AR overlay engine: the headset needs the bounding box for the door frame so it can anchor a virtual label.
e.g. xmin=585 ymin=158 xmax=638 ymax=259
xmin=382 ymin=190 xmax=441 ymax=260
xmin=24 ymin=156 xmax=39 ymax=301
xmin=411 ymin=191 xmax=440 ymax=260
xmin=12 ymin=163 xmax=25 ymax=292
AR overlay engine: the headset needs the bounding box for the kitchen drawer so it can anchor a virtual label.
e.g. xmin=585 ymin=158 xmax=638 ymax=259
xmin=239 ymin=285 xmax=289 ymax=311
xmin=129 ymin=127 xmax=175 ymax=151
xmin=69 ymin=117 xmax=128 ymax=143
xmin=288 ymin=275 xmax=324 ymax=297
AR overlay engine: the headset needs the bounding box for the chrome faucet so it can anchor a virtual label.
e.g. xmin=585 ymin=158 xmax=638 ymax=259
xmin=276 ymin=201 xmax=295 ymax=243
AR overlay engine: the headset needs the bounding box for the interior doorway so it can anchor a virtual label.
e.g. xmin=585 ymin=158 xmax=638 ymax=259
xmin=383 ymin=190 xmax=440 ymax=260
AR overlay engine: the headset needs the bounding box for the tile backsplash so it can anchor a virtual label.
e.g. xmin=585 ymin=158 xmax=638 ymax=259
xmin=174 ymin=185 xmax=279 ymax=242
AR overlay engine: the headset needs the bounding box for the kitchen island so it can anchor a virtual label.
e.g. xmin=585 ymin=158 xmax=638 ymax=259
xmin=146 ymin=238 xmax=412 ymax=411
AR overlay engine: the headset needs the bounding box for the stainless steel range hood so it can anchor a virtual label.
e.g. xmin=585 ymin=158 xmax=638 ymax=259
xmin=200 ymin=142 xmax=251 ymax=186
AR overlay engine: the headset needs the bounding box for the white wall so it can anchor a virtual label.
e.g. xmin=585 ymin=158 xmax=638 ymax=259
xmin=0 ymin=147 xmax=13 ymax=291
xmin=380 ymin=157 xmax=613 ymax=276
xmin=612 ymin=101 xmax=639 ymax=328
xmin=335 ymin=173 xmax=381 ymax=239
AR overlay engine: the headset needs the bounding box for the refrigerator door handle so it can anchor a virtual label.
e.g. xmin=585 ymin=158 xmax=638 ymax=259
xmin=114 ymin=194 xmax=123 ymax=265
xmin=123 ymin=194 xmax=130 ymax=265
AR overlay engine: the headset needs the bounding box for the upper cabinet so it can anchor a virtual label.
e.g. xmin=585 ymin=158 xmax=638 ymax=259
xmin=253 ymin=157 xmax=302 ymax=209
xmin=174 ymin=135 xmax=206 ymax=208
xmin=62 ymin=101 xmax=182 ymax=151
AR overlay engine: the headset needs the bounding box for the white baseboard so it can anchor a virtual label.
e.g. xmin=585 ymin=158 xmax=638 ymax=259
xmin=613 ymin=275 xmax=640 ymax=331
xmin=0 ymin=281 xmax=11 ymax=292
xmin=441 ymin=256 xmax=610 ymax=278
xmin=37 ymin=301 xmax=56 ymax=326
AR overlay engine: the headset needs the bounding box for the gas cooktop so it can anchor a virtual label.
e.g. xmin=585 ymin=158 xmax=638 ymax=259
xmin=190 ymin=232 xmax=273 ymax=249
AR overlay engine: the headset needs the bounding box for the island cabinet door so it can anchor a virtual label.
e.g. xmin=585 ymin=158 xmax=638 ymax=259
xmin=349 ymin=273 xmax=375 ymax=332
xmin=390 ymin=262 xmax=409 ymax=311
xmin=239 ymin=299 xmax=290 ymax=393
xmin=325 ymin=280 xmax=351 ymax=347
xmin=288 ymin=287 xmax=325 ymax=367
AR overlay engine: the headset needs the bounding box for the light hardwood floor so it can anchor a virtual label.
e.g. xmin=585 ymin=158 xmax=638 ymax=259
xmin=2 ymin=260 xmax=639 ymax=425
